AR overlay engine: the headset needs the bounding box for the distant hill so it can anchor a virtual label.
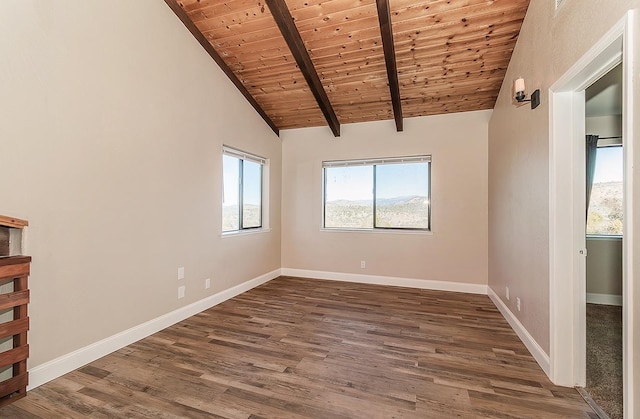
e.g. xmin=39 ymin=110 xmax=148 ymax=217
xmin=223 ymin=204 xmax=261 ymax=231
xmin=325 ymin=195 xmax=429 ymax=229
xmin=327 ymin=195 xmax=426 ymax=206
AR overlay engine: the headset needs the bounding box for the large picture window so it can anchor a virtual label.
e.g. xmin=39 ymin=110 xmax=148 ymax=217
xmin=222 ymin=146 xmax=264 ymax=232
xmin=323 ymin=156 xmax=431 ymax=231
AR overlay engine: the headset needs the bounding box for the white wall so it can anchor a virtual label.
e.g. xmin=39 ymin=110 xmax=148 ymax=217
xmin=0 ymin=0 xmax=281 ymax=370
xmin=281 ymin=111 xmax=490 ymax=288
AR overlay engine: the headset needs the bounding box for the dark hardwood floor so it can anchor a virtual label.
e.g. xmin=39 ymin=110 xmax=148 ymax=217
xmin=1 ymin=276 xmax=597 ymax=418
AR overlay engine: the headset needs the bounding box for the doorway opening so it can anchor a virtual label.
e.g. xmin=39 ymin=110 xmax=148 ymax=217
xmin=548 ymin=10 xmax=634 ymax=418
xmin=584 ymin=63 xmax=623 ymax=418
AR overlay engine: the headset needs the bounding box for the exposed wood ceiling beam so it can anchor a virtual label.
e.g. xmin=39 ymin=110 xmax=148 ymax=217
xmin=376 ymin=0 xmax=403 ymax=132
xmin=265 ymin=0 xmax=341 ymax=137
xmin=164 ymin=0 xmax=280 ymax=136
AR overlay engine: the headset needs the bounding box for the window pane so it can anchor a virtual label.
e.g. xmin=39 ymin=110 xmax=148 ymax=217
xmin=375 ymin=163 xmax=429 ymax=229
xmin=222 ymin=155 xmax=239 ymax=232
xmin=324 ymin=166 xmax=373 ymax=228
xmin=587 ymin=146 xmax=623 ymax=235
xmin=242 ymin=160 xmax=262 ymax=228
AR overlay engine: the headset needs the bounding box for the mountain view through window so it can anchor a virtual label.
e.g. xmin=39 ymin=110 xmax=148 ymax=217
xmin=324 ymin=159 xmax=430 ymax=230
xmin=587 ymin=146 xmax=623 ymax=235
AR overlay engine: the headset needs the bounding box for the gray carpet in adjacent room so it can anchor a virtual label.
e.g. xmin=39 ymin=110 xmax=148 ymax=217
xmin=586 ymin=303 xmax=623 ymax=419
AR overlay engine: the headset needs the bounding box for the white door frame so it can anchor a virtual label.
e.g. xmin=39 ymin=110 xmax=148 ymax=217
xmin=548 ymin=10 xmax=634 ymax=416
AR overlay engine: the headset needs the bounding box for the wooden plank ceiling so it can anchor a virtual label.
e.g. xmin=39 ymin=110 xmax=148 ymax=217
xmin=166 ymin=0 xmax=530 ymax=136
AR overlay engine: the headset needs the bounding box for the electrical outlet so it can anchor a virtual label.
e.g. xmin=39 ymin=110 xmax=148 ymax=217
xmin=360 ymin=260 xmax=366 ymax=269
xmin=516 ymin=297 xmax=521 ymax=312
xmin=178 ymin=267 xmax=185 ymax=280
xmin=178 ymin=285 xmax=185 ymax=299
xmin=205 ymin=278 xmax=211 ymax=289
xmin=506 ymin=287 xmax=510 ymax=300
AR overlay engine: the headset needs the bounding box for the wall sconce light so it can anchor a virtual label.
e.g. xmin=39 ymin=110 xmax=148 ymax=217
xmin=514 ymin=78 xmax=540 ymax=109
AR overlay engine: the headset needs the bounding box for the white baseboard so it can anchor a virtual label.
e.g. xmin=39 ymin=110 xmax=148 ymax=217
xmin=280 ymin=268 xmax=488 ymax=295
xmin=586 ymin=293 xmax=623 ymax=306
xmin=28 ymin=268 xmax=280 ymax=390
xmin=487 ymin=286 xmax=550 ymax=377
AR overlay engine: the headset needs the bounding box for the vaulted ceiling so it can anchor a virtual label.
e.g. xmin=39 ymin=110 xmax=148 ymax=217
xmin=165 ymin=0 xmax=530 ymax=136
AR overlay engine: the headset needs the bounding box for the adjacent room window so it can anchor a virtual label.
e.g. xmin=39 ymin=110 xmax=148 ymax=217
xmin=586 ymin=145 xmax=623 ymax=235
xmin=323 ymin=156 xmax=431 ymax=231
xmin=222 ymin=146 xmax=264 ymax=232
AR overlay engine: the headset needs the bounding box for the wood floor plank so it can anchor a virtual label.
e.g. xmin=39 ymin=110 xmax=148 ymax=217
xmin=1 ymin=276 xmax=596 ymax=418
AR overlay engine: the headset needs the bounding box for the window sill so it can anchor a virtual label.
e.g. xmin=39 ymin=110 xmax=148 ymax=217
xmin=320 ymin=227 xmax=432 ymax=236
xmin=586 ymin=234 xmax=622 ymax=240
xmin=221 ymin=228 xmax=271 ymax=238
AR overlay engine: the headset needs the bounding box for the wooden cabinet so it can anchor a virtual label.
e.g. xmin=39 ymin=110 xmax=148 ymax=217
xmin=0 ymin=216 xmax=30 ymax=407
